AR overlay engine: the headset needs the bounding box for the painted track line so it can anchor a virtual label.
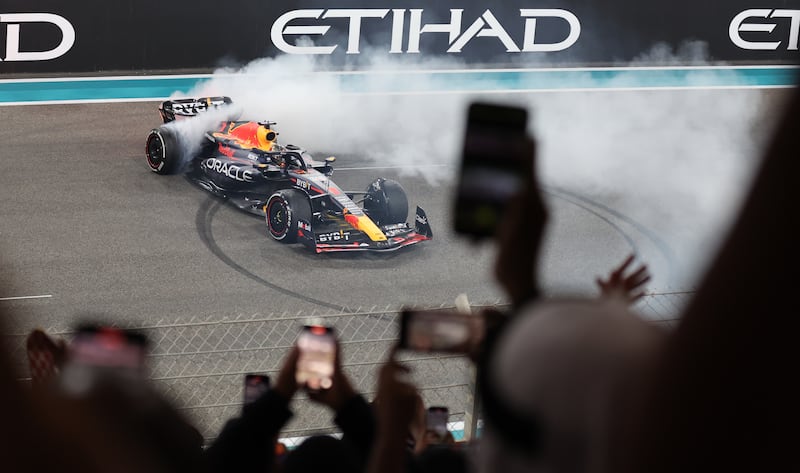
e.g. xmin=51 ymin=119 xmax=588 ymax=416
xmin=0 ymin=294 xmax=53 ymax=302
xmin=336 ymin=164 xmax=448 ymax=171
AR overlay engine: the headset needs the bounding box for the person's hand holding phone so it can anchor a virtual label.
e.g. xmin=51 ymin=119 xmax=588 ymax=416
xmin=452 ymin=101 xmax=546 ymax=308
xmin=243 ymin=374 xmax=271 ymax=407
xmin=368 ymin=347 xmax=425 ymax=473
xmin=273 ymin=346 xmax=300 ymax=401
xmin=306 ymin=339 xmax=357 ymax=411
xmin=295 ymin=325 xmax=337 ymax=390
xmin=493 ymin=136 xmax=547 ymax=308
xmin=454 ymin=102 xmax=531 ymax=239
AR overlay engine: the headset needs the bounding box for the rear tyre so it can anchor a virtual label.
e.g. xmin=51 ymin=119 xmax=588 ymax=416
xmin=265 ymin=190 xmax=311 ymax=244
xmin=145 ymin=127 xmax=181 ymax=174
xmin=364 ymin=178 xmax=409 ymax=226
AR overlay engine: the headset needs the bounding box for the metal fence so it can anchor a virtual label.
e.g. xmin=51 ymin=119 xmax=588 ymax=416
xmin=4 ymin=292 xmax=692 ymax=446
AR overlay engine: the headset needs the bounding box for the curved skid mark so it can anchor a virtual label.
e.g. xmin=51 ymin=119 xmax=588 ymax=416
xmin=546 ymin=186 xmax=677 ymax=284
xmin=542 ymin=188 xmax=640 ymax=254
xmin=195 ymin=196 xmax=353 ymax=312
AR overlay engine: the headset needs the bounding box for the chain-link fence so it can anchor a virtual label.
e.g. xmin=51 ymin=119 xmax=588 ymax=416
xmin=3 ymin=292 xmax=693 ymax=446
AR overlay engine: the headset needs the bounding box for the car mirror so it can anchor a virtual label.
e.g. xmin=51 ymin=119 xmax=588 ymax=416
xmin=324 ymin=156 xmax=335 ymax=176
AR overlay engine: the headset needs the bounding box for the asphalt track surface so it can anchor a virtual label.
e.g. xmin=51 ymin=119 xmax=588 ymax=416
xmin=0 ymin=88 xmax=790 ymax=332
xmin=0 ymin=88 xmax=792 ymax=439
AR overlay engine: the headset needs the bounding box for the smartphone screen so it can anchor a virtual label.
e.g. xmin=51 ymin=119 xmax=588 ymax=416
xmin=295 ymin=325 xmax=335 ymax=391
xmin=426 ymin=406 xmax=450 ymax=437
xmin=399 ymin=309 xmax=484 ymax=353
xmin=69 ymin=326 xmax=147 ymax=371
xmin=60 ymin=325 xmax=148 ymax=396
xmin=454 ymin=102 xmax=531 ymax=238
xmin=243 ymin=373 xmax=271 ymax=405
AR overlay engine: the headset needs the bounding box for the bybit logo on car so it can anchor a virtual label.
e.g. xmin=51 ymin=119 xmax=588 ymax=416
xmin=271 ymin=8 xmax=581 ymax=54
xmin=0 ymin=13 xmax=74 ymax=61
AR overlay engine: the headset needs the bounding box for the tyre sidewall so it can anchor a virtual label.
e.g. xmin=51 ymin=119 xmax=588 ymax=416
xmin=145 ymin=129 xmax=167 ymax=173
xmin=266 ymin=192 xmax=294 ymax=242
xmin=145 ymin=127 xmax=180 ymax=174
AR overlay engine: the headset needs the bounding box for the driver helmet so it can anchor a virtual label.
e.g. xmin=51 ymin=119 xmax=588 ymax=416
xmin=256 ymin=125 xmax=278 ymax=151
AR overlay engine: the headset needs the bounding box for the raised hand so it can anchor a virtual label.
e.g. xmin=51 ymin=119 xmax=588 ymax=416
xmin=273 ymin=345 xmax=300 ymax=401
xmin=596 ymin=254 xmax=651 ymax=304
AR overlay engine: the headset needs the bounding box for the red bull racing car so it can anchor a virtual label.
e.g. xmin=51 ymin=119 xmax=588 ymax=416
xmin=144 ymin=96 xmax=432 ymax=253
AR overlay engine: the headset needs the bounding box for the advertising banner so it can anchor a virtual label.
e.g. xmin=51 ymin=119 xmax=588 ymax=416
xmin=1 ymin=1 xmax=798 ymax=74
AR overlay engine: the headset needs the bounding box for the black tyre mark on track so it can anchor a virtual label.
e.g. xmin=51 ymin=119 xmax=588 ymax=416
xmin=542 ymin=188 xmax=640 ymax=255
xmin=546 ymin=186 xmax=677 ymax=284
xmin=195 ymin=196 xmax=353 ymax=312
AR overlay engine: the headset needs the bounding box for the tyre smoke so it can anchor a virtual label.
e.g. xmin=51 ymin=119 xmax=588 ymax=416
xmin=169 ymin=45 xmax=785 ymax=289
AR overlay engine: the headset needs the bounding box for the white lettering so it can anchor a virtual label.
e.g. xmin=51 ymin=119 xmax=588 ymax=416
xmin=323 ymin=9 xmax=389 ymax=54
xmin=390 ymin=9 xmax=406 ymax=54
xmin=407 ymin=9 xmax=463 ymax=54
xmin=205 ymin=158 xmax=255 ymax=182
xmin=0 ymin=13 xmax=75 ymax=62
xmin=449 ymin=10 xmax=519 ymax=53
xmin=319 ymin=231 xmax=350 ymax=242
xmin=729 ymin=9 xmax=800 ymax=50
xmin=270 ymin=9 xmax=336 ymax=54
xmin=270 ymin=8 xmax=582 ymax=55
xmin=773 ymin=10 xmax=800 ymax=50
xmin=730 ymin=9 xmax=780 ymax=50
xmin=521 ymin=9 xmax=581 ymax=52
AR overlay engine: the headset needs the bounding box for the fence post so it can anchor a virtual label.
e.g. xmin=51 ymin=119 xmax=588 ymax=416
xmin=462 ymin=359 xmax=481 ymax=441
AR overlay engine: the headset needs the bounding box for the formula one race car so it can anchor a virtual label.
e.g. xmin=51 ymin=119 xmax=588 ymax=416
xmin=144 ymin=96 xmax=432 ymax=253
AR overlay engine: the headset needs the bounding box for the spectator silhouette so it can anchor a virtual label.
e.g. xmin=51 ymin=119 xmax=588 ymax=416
xmin=0 ymin=312 xmax=206 ymax=473
xmin=622 ymin=87 xmax=799 ymax=473
xmin=206 ymin=340 xmax=375 ymax=473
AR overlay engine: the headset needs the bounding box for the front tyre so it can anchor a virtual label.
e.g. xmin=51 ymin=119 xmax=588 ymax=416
xmin=364 ymin=178 xmax=409 ymax=226
xmin=145 ymin=127 xmax=181 ymax=174
xmin=265 ymin=190 xmax=310 ymax=244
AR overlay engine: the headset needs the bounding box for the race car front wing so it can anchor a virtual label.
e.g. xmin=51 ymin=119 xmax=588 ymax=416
xmin=310 ymin=207 xmax=432 ymax=253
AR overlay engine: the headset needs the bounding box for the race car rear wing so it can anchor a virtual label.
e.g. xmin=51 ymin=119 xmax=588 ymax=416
xmin=158 ymin=96 xmax=234 ymax=123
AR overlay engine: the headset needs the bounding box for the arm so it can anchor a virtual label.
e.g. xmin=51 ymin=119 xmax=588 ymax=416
xmin=308 ymin=341 xmax=376 ymax=466
xmin=368 ymin=353 xmax=423 ymax=473
xmin=204 ymin=347 xmax=299 ymax=473
xmin=493 ymin=137 xmax=547 ymax=310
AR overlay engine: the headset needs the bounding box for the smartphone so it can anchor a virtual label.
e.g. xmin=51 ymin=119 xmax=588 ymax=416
xmin=454 ymin=102 xmax=532 ymax=238
xmin=243 ymin=373 xmax=271 ymax=406
xmin=60 ymin=324 xmax=148 ymax=396
xmin=68 ymin=325 xmax=148 ymax=371
xmin=398 ymin=309 xmax=484 ymax=354
xmin=426 ymin=406 xmax=450 ymax=437
xmin=295 ymin=325 xmax=336 ymax=391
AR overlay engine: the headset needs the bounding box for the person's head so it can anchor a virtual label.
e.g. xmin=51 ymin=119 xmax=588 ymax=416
xmin=282 ymin=435 xmax=359 ymax=473
xmin=417 ymin=444 xmax=468 ymax=473
xmin=477 ymin=299 xmax=665 ymax=473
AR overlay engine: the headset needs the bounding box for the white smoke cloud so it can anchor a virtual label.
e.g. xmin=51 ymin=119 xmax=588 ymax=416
xmin=166 ymin=43 xmax=782 ymax=288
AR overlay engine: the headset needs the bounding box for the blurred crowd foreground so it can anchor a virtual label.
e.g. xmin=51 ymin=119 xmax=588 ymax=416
xmin=2 ymin=86 xmax=798 ymax=473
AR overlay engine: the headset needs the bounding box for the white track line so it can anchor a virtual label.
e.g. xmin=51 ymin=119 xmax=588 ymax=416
xmin=336 ymin=164 xmax=448 ymax=171
xmin=0 ymin=294 xmax=53 ymax=302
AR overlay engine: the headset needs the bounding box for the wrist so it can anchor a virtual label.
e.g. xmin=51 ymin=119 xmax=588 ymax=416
xmin=511 ymin=286 xmax=540 ymax=310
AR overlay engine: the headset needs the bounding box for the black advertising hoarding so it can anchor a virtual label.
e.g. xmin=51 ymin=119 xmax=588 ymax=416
xmin=1 ymin=0 xmax=798 ymax=74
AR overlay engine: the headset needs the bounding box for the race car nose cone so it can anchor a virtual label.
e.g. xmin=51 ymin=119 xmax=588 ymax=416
xmin=349 ymin=215 xmax=386 ymax=242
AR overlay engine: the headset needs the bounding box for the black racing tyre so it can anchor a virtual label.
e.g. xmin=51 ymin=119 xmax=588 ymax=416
xmin=364 ymin=178 xmax=409 ymax=226
xmin=145 ymin=127 xmax=181 ymax=174
xmin=265 ymin=190 xmax=311 ymax=243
